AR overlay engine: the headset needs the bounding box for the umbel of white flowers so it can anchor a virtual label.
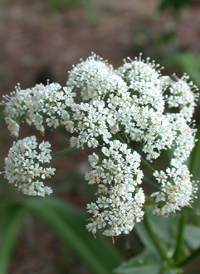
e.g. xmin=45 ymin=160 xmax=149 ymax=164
xmin=1 ymin=53 xmax=199 ymax=237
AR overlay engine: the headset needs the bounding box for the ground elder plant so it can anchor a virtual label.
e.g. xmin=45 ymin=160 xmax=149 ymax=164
xmin=1 ymin=53 xmax=199 ymax=240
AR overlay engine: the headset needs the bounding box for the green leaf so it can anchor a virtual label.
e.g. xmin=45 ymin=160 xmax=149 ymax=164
xmin=165 ymin=52 xmax=200 ymax=87
xmin=163 ymin=268 xmax=177 ymax=274
xmin=135 ymin=222 xmax=160 ymax=258
xmin=114 ymin=249 xmax=161 ymax=274
xmin=147 ymin=212 xmax=175 ymax=245
xmin=23 ymin=196 xmax=123 ymax=274
xmin=135 ymin=211 xmax=175 ymax=258
xmin=179 ymin=206 xmax=200 ymax=216
xmin=0 ymin=203 xmax=26 ymax=274
xmin=185 ymin=224 xmax=200 ymax=249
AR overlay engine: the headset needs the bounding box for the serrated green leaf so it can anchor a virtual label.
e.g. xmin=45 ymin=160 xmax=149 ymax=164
xmin=114 ymin=249 xmax=161 ymax=274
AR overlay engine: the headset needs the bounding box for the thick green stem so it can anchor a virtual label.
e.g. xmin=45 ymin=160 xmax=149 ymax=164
xmin=172 ymin=215 xmax=187 ymax=262
xmin=143 ymin=214 xmax=174 ymax=267
xmin=52 ymin=146 xmax=77 ymax=158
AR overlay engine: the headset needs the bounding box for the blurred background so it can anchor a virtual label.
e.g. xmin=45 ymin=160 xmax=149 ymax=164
xmin=1 ymin=0 xmax=200 ymax=273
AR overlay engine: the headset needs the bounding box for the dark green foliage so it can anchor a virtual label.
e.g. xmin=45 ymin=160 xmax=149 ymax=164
xmin=159 ymin=0 xmax=192 ymax=12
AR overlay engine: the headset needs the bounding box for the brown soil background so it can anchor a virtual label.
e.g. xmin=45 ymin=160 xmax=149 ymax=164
xmin=1 ymin=0 xmax=200 ymax=273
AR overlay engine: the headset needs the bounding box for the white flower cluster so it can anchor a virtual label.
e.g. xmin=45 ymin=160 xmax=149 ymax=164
xmin=67 ymin=54 xmax=127 ymax=102
xmin=151 ymin=159 xmax=198 ymax=215
xmin=2 ymin=82 xmax=75 ymax=137
xmin=69 ymin=101 xmax=112 ymax=148
xmin=66 ymin=53 xmax=129 ymax=149
xmin=85 ymin=140 xmax=145 ymax=236
xmin=165 ymin=74 xmax=199 ymax=122
xmin=4 ymin=136 xmax=55 ymax=196
xmin=117 ymin=57 xmax=198 ymax=162
xmin=167 ymin=113 xmax=196 ymax=163
xmin=1 ymin=53 xmax=199 ymax=236
xmin=66 ymin=54 xmax=198 ymax=223
xmin=118 ymin=55 xmax=164 ymax=113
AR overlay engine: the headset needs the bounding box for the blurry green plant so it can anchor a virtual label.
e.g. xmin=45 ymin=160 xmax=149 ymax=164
xmin=46 ymin=0 xmax=98 ymax=22
xmin=0 ymin=194 xmax=123 ymax=274
xmin=164 ymin=53 xmax=200 ymax=87
xmin=46 ymin=0 xmax=95 ymax=13
xmin=47 ymin=0 xmax=81 ymax=10
xmin=158 ymin=0 xmax=192 ymax=12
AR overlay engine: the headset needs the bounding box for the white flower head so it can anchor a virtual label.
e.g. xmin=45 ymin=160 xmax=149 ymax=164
xmin=151 ymin=159 xmax=198 ymax=215
xmin=2 ymin=82 xmax=74 ymax=136
xmin=85 ymin=140 xmax=145 ymax=237
xmin=165 ymin=74 xmax=199 ymax=122
xmin=67 ymin=53 xmax=128 ymax=102
xmin=4 ymin=136 xmax=55 ymax=196
xmin=118 ymin=54 xmax=164 ymax=113
xmin=1 ymin=52 xmax=199 ymax=237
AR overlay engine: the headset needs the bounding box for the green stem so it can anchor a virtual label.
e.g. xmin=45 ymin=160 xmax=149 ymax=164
xmin=143 ymin=214 xmax=174 ymax=267
xmin=177 ymin=246 xmax=200 ymax=268
xmin=172 ymin=215 xmax=187 ymax=262
xmin=52 ymin=146 xmax=77 ymax=158
xmin=115 ymin=134 xmax=155 ymax=173
xmin=141 ymin=158 xmax=155 ymax=173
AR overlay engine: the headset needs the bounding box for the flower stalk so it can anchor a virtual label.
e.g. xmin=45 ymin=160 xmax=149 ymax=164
xmin=52 ymin=146 xmax=77 ymax=158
